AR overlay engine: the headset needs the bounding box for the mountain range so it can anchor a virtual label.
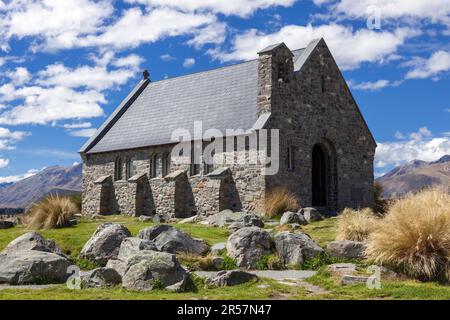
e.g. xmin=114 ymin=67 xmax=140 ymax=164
xmin=0 ymin=154 xmax=448 ymax=211
xmin=0 ymin=164 xmax=82 ymax=212
xmin=376 ymin=155 xmax=450 ymax=199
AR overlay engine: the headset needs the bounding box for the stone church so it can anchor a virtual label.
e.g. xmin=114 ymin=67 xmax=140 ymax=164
xmin=80 ymin=38 xmax=376 ymax=218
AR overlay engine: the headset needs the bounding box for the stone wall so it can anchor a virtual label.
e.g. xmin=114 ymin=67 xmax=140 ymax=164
xmin=258 ymin=40 xmax=376 ymax=210
xmin=81 ymin=145 xmax=266 ymax=217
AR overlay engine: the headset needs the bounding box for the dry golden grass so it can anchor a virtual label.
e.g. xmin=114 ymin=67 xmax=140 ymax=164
xmin=365 ymin=188 xmax=450 ymax=282
xmin=262 ymin=187 xmax=300 ymax=219
xmin=24 ymin=195 xmax=77 ymax=230
xmin=336 ymin=208 xmax=379 ymax=242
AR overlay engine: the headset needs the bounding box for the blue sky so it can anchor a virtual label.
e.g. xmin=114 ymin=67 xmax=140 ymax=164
xmin=0 ymin=0 xmax=449 ymax=182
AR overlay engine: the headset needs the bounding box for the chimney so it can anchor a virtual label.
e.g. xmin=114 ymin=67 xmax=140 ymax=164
xmin=142 ymin=69 xmax=150 ymax=81
xmin=256 ymin=43 xmax=293 ymax=116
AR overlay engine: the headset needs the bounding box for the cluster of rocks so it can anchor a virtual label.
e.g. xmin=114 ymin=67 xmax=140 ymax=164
xmin=226 ymin=226 xmax=324 ymax=269
xmin=77 ymin=223 xmax=211 ymax=291
xmin=207 ymin=210 xmax=264 ymax=232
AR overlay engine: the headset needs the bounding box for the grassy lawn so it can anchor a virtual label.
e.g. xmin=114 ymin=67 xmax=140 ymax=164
xmin=1 ymin=215 xmax=449 ymax=300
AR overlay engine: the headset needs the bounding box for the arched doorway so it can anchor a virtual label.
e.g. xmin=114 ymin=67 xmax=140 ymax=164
xmin=312 ymin=144 xmax=327 ymax=206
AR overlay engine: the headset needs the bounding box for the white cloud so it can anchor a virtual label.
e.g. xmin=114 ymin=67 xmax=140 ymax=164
xmin=186 ymin=22 xmax=227 ymax=49
xmin=0 ymin=126 xmax=29 ymax=150
xmin=0 ymin=52 xmax=142 ymax=125
xmin=62 ymin=122 xmax=92 ymax=129
xmin=5 ymin=67 xmax=31 ymax=85
xmin=405 ymin=50 xmax=450 ymax=80
xmin=0 ymin=0 xmax=113 ymax=52
xmin=125 ymin=0 xmax=296 ymax=17
xmin=0 ymin=157 xmax=9 ymax=168
xmin=0 ymin=86 xmax=105 ymax=125
xmin=350 ymin=79 xmax=404 ymax=91
xmin=395 ymin=131 xmax=406 ymax=140
xmin=69 ymin=128 xmax=97 ymax=138
xmin=376 ymin=127 xmax=450 ymax=168
xmin=327 ymin=0 xmax=450 ymax=27
xmin=76 ymin=8 xmax=216 ymax=50
xmin=183 ymin=58 xmax=196 ymax=68
xmin=160 ymin=54 xmax=176 ymax=61
xmin=0 ymin=168 xmax=39 ymax=184
xmin=211 ymin=24 xmax=418 ymax=70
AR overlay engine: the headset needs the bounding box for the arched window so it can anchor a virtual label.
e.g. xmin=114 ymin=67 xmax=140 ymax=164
xmin=114 ymin=157 xmax=122 ymax=181
xmin=150 ymin=153 xmax=162 ymax=178
xmin=162 ymin=152 xmax=171 ymax=177
xmin=125 ymin=157 xmax=133 ymax=179
xmin=190 ymin=142 xmax=200 ymax=176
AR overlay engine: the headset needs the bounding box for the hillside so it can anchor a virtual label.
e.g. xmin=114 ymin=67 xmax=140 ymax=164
xmin=0 ymin=164 xmax=82 ymax=211
xmin=376 ymin=155 xmax=450 ymax=198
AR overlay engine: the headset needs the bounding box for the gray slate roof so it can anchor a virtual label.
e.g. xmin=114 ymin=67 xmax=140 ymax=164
xmin=82 ymin=44 xmax=314 ymax=154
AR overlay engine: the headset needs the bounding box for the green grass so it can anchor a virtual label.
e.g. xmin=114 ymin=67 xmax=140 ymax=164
xmin=1 ymin=215 xmax=450 ymax=300
xmin=0 ymin=215 xmax=229 ymax=260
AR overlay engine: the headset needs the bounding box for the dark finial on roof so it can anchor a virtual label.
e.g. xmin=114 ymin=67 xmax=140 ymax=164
xmin=143 ymin=69 xmax=150 ymax=81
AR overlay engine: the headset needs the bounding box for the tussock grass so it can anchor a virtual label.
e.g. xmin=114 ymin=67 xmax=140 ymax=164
xmin=263 ymin=187 xmax=299 ymax=219
xmin=336 ymin=208 xmax=379 ymax=242
xmin=23 ymin=195 xmax=77 ymax=230
xmin=365 ymin=188 xmax=450 ymax=282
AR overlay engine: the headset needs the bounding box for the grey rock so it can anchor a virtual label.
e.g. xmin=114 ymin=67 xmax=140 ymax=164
xmin=138 ymin=225 xmax=209 ymax=255
xmin=327 ymin=263 xmax=356 ymax=275
xmin=80 ymin=267 xmax=122 ymax=288
xmin=2 ymin=232 xmax=66 ymax=257
xmin=117 ymin=237 xmax=156 ymax=261
xmin=165 ymin=273 xmax=195 ymax=292
xmin=105 ymin=259 xmax=127 ymax=277
xmin=122 ymin=250 xmax=189 ymax=291
xmin=178 ymin=215 xmax=201 ymax=224
xmin=208 ymin=210 xmax=264 ymax=228
xmin=0 ymin=251 xmax=70 ymax=285
xmin=208 ymin=270 xmax=258 ymax=287
xmin=280 ymin=211 xmax=307 ymax=226
xmin=211 ymin=242 xmax=226 ymax=255
xmin=79 ymin=223 xmax=131 ymax=265
xmin=0 ymin=221 xmax=14 ymax=229
xmin=138 ymin=215 xmax=152 ymax=222
xmin=226 ymin=227 xmax=272 ymax=269
xmin=274 ymin=232 xmax=323 ymax=266
xmin=342 ymin=275 xmax=369 ymax=285
xmin=327 ymin=240 xmax=365 ymax=259
xmin=300 ymin=208 xmax=323 ymax=222
xmin=211 ymin=256 xmax=225 ymax=270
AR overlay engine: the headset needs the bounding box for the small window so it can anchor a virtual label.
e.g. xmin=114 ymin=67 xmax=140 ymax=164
xmin=321 ymin=74 xmax=326 ymax=93
xmin=114 ymin=157 xmax=122 ymax=181
xmin=287 ymin=146 xmax=295 ymax=171
xmin=190 ymin=143 xmax=200 ymax=176
xmin=149 ymin=153 xmax=161 ymax=178
xmin=162 ymin=152 xmax=171 ymax=177
xmin=125 ymin=157 xmax=133 ymax=179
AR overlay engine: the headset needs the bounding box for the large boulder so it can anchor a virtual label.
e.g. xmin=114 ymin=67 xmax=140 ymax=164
xmin=2 ymin=232 xmax=66 ymax=257
xmin=208 ymin=210 xmax=264 ymax=229
xmin=226 ymin=227 xmax=272 ymax=269
xmin=207 ymin=270 xmax=258 ymax=287
xmin=117 ymin=237 xmax=156 ymax=261
xmin=137 ymin=225 xmax=208 ymax=255
xmin=80 ymin=267 xmax=122 ymax=288
xmin=122 ymin=250 xmax=190 ymax=291
xmin=274 ymin=232 xmax=323 ymax=266
xmin=327 ymin=240 xmax=365 ymax=259
xmin=106 ymin=259 xmax=127 ymax=277
xmin=300 ymin=208 xmax=323 ymax=222
xmin=79 ymin=223 xmax=131 ymax=265
xmin=280 ymin=212 xmax=307 ymax=226
xmin=0 ymin=251 xmax=70 ymax=285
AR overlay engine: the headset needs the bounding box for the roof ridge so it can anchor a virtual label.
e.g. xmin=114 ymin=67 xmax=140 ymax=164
xmin=147 ymin=47 xmax=307 ymax=86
